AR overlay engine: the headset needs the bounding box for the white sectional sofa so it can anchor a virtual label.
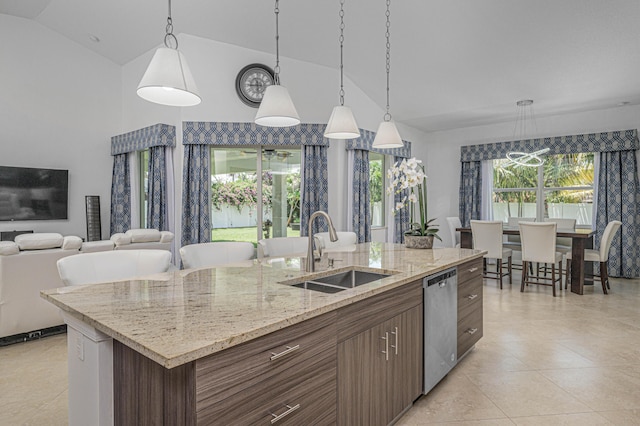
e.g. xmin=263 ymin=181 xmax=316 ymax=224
xmin=0 ymin=229 xmax=174 ymax=344
xmin=0 ymin=233 xmax=82 ymax=343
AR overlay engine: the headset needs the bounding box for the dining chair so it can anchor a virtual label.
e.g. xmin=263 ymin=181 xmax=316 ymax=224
xmin=541 ymin=218 xmax=576 ymax=275
xmin=470 ymin=220 xmax=512 ymax=289
xmin=315 ymin=231 xmax=357 ymax=250
xmin=504 ymin=217 xmax=536 ymax=271
xmin=180 ymin=241 xmax=255 ymax=269
xmin=565 ymin=220 xmax=622 ymax=294
xmin=57 ymin=250 xmax=173 ymax=286
xmin=446 ymin=217 xmax=462 ymax=248
xmin=519 ymin=222 xmax=563 ymax=297
xmin=257 ymin=236 xmax=308 ymax=258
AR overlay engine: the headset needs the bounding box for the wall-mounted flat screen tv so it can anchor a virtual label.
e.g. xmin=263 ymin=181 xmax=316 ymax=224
xmin=0 ymin=166 xmax=69 ymax=221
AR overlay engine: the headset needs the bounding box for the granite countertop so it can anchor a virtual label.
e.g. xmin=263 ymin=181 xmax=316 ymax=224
xmin=42 ymin=243 xmax=484 ymax=369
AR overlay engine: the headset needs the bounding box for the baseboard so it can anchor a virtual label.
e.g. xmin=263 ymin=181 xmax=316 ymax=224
xmin=0 ymin=325 xmax=67 ymax=347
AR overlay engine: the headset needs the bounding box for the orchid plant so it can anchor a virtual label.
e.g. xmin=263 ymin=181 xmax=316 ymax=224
xmin=386 ymin=157 xmax=441 ymax=240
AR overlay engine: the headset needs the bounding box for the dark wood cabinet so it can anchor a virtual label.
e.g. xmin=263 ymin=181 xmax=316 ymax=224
xmin=457 ymin=258 xmax=483 ymax=358
xmin=336 ymin=281 xmax=423 ymax=426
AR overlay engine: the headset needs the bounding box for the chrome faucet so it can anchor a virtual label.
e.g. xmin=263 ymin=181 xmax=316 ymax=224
xmin=306 ymin=211 xmax=338 ymax=272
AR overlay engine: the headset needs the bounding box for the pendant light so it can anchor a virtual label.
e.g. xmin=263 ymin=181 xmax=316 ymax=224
xmin=372 ymin=0 xmax=403 ymax=149
xmin=255 ymin=0 xmax=300 ymax=127
xmin=137 ymin=0 xmax=201 ymax=107
xmin=324 ymin=0 xmax=360 ymax=140
xmin=504 ymin=99 xmax=549 ymax=167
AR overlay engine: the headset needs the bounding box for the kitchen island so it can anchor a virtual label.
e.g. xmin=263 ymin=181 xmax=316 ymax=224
xmin=42 ymin=243 xmax=484 ymax=425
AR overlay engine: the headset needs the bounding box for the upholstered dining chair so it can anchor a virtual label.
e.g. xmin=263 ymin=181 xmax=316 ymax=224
xmin=446 ymin=217 xmax=462 ymax=248
xmin=257 ymin=236 xmax=308 ymax=258
xmin=57 ymin=249 xmax=173 ymax=286
xmin=314 ymin=231 xmax=357 ymax=254
xmin=519 ymin=222 xmax=563 ymax=297
xmin=565 ymin=220 xmax=622 ymax=294
xmin=470 ymin=220 xmax=512 ymax=289
xmin=180 ymin=241 xmax=255 ymax=269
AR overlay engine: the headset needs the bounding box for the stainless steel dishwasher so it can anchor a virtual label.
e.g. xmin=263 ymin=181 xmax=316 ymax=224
xmin=423 ymin=267 xmax=457 ymax=394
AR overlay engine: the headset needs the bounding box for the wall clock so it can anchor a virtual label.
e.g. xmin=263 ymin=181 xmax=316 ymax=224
xmin=235 ymin=64 xmax=275 ymax=107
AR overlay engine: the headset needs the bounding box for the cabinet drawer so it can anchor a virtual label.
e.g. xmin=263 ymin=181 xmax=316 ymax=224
xmin=196 ymin=312 xmax=336 ymax=408
xmin=458 ymin=277 xmax=482 ymax=314
xmin=457 ymin=258 xmax=483 ymax=285
xmin=337 ymin=279 xmax=422 ymax=342
xmin=197 ymin=350 xmax=337 ymax=425
xmin=457 ymin=306 xmax=483 ymax=357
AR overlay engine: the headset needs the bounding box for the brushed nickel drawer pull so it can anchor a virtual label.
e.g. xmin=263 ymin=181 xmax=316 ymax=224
xmin=390 ymin=326 xmax=398 ymax=355
xmin=467 ymin=294 xmax=478 ymax=300
xmin=270 ymin=345 xmax=300 ymax=361
xmin=381 ymin=332 xmax=389 ymax=361
xmin=468 ymin=267 xmax=479 ymax=272
xmin=271 ymin=404 xmax=300 ymax=424
xmin=467 ymin=328 xmax=478 ymax=335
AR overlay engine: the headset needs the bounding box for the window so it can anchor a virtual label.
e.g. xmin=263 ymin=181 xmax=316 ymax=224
xmin=210 ymin=147 xmax=301 ymax=244
xmin=369 ymin=152 xmax=385 ymax=227
xmin=493 ymin=153 xmax=594 ymax=225
xmin=138 ymin=149 xmax=149 ymax=228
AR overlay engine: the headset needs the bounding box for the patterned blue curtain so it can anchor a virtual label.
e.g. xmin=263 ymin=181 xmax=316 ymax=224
xmin=596 ymin=150 xmax=640 ymax=278
xmin=181 ymin=145 xmax=211 ymax=246
xmin=353 ymin=150 xmax=371 ymax=243
xmin=459 ymin=161 xmax=482 ymax=227
xmin=300 ymin=145 xmax=329 ymax=236
xmin=146 ymin=146 xmax=168 ymax=231
xmin=110 ymin=153 xmax=131 ymax=234
xmin=393 ymin=156 xmax=410 ymax=243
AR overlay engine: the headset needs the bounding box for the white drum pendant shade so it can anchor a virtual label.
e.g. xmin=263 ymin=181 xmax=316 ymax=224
xmin=372 ymin=120 xmax=403 ymax=148
xmin=255 ymin=85 xmax=300 ymax=127
xmin=324 ymin=106 xmax=360 ymax=139
xmin=137 ymin=47 xmax=201 ymax=107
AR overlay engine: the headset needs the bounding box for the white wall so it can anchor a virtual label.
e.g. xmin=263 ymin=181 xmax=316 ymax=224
xmin=427 ymin=104 xmax=640 ymax=247
xmin=121 ymin=34 xmax=431 ymax=247
xmin=0 ymin=15 xmax=121 ymax=239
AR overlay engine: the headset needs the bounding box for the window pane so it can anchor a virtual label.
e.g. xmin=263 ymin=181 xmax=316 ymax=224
xmin=543 ymin=153 xmax=594 ymax=188
xmin=369 ymin=153 xmax=385 ymax=227
xmin=210 ymin=147 xmax=301 ymax=244
xmin=492 ymin=190 xmax=537 ymax=223
xmin=261 ymin=149 xmax=301 ymax=239
xmin=545 ymin=189 xmax=594 ymax=226
xmin=493 ymin=158 xmax=538 ymax=190
xmin=210 ymin=148 xmax=259 ymax=244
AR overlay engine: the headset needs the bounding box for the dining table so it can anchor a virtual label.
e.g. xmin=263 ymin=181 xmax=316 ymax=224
xmin=457 ymin=226 xmax=595 ymax=295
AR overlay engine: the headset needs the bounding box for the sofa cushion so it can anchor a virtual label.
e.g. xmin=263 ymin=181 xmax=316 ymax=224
xmin=15 ymin=233 xmax=64 ymax=250
xmin=159 ymin=231 xmax=174 ymax=243
xmin=0 ymin=241 xmax=19 ymax=256
xmin=62 ymin=236 xmax=83 ymax=250
xmin=110 ymin=233 xmax=131 ymax=247
xmin=125 ymin=229 xmax=161 ymax=243
xmin=81 ymin=240 xmax=115 ymax=253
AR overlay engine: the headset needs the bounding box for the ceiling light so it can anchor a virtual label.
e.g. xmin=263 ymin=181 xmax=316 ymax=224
xmin=255 ymin=0 xmax=300 ymax=127
xmin=324 ymin=0 xmax=360 ymax=140
xmin=372 ymin=0 xmax=403 ymax=149
xmin=505 ymin=99 xmax=548 ymax=167
xmin=137 ymin=0 xmax=201 ymax=107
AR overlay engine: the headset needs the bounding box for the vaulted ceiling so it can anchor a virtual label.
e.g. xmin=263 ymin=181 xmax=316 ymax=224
xmin=2 ymin=0 xmax=640 ymax=133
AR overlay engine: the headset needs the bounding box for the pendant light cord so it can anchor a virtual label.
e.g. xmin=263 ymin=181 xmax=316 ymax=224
xmin=384 ymin=0 xmax=392 ymax=121
xmin=274 ymin=0 xmax=281 ymax=85
xmin=339 ymin=0 xmax=346 ymax=106
xmin=164 ymin=0 xmax=178 ymax=49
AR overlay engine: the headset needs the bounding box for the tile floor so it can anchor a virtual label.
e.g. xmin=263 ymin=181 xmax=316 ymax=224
xmin=1 ymin=275 xmax=639 ymax=425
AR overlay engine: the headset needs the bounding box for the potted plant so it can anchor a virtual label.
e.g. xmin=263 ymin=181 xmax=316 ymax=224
xmin=386 ymin=157 xmax=441 ymax=248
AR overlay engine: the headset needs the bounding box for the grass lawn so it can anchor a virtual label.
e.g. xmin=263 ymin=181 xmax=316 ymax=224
xmin=211 ymin=226 xmax=300 ymax=245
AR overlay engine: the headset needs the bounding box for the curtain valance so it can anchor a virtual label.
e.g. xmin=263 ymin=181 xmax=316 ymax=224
xmin=182 ymin=122 xmax=329 ymax=146
xmin=111 ymin=123 xmax=176 ymax=156
xmin=460 ymin=129 xmax=639 ymax=162
xmin=345 ymin=128 xmax=412 ymax=158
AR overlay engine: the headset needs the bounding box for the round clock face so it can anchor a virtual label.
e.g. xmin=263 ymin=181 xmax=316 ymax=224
xmin=235 ymin=64 xmax=275 ymax=107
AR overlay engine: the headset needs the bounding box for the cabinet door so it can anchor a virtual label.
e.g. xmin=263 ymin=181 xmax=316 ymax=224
xmin=337 ymin=321 xmax=389 ymax=426
xmin=387 ymin=305 xmax=423 ymax=422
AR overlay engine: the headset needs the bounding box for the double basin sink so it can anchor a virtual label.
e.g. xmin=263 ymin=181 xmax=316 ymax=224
xmin=286 ymin=268 xmax=394 ymax=294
